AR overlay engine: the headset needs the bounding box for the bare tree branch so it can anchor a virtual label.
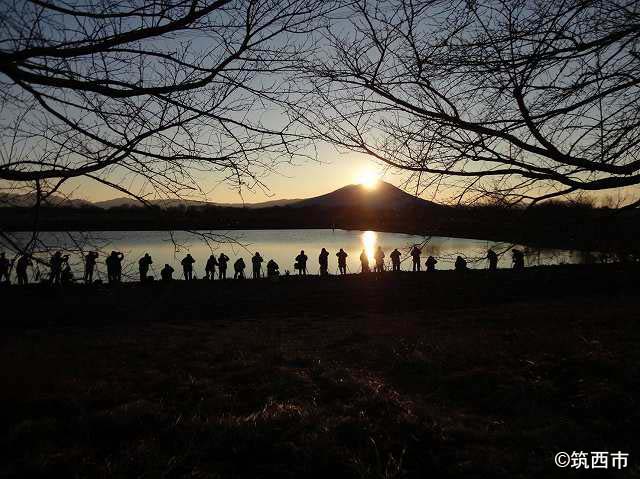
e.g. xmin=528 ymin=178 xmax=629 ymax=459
xmin=297 ymin=0 xmax=640 ymax=206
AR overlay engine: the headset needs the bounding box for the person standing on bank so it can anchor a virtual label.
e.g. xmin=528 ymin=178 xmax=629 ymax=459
xmin=181 ymin=253 xmax=196 ymax=280
xmin=267 ymin=259 xmax=280 ymax=278
xmin=359 ymin=250 xmax=370 ymax=273
xmin=295 ymin=250 xmax=308 ymax=275
xmin=487 ymin=249 xmax=498 ymax=271
xmin=16 ymin=254 xmax=32 ymax=285
xmin=512 ymin=249 xmax=525 ymax=270
xmin=0 ymin=252 xmax=11 ymax=283
xmin=205 ymin=254 xmax=218 ymax=280
xmin=218 ymin=253 xmax=229 ymax=279
xmin=113 ymin=251 xmax=124 ymax=283
xmin=390 ymin=248 xmax=401 ymax=272
xmin=454 ymin=256 xmax=468 ymax=272
xmin=336 ymin=248 xmax=348 ymax=275
xmin=106 ymin=251 xmax=124 ymax=284
xmin=319 ymin=248 xmax=329 ymax=276
xmin=374 ymin=246 xmax=385 ymax=273
xmin=49 ymin=251 xmax=64 ymax=284
xmin=252 ymin=252 xmax=264 ymax=279
xmin=410 ymin=245 xmax=422 ymax=272
xmin=138 ymin=253 xmax=153 ymax=282
xmin=84 ymin=251 xmax=99 ymax=284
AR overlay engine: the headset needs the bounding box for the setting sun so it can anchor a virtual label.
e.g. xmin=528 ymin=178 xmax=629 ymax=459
xmin=356 ymin=169 xmax=380 ymax=189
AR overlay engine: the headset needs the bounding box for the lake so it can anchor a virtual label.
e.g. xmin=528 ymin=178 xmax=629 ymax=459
xmin=5 ymin=229 xmax=593 ymax=282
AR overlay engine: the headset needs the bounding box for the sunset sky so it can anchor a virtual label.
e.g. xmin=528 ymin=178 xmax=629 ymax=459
xmin=3 ymin=1 xmax=637 ymax=209
xmin=60 ymin=145 xmax=391 ymax=204
xmin=55 ymin=147 xmax=635 ymax=206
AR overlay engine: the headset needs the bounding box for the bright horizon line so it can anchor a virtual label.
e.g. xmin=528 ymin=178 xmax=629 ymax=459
xmin=48 ymin=180 xmax=399 ymax=204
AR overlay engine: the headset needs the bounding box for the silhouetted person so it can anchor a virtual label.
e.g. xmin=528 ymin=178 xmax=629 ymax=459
xmin=319 ymin=248 xmax=329 ymax=276
xmin=267 ymin=259 xmax=280 ymax=278
xmin=205 ymin=254 xmax=218 ymax=280
xmin=454 ymin=256 xmax=468 ymax=272
xmin=252 ymin=252 xmax=264 ymax=279
xmin=16 ymin=255 xmax=32 ymax=285
xmin=61 ymin=263 xmax=74 ymax=284
xmin=105 ymin=252 xmax=115 ymax=283
xmin=234 ymin=257 xmax=246 ymax=279
xmin=336 ymin=248 xmax=348 ymax=275
xmin=84 ymin=251 xmax=98 ymax=283
xmin=181 ymin=254 xmax=196 ymax=280
xmin=218 ymin=253 xmax=229 ymax=279
xmin=114 ymin=251 xmax=124 ymax=282
xmin=106 ymin=251 xmax=124 ymax=284
xmin=512 ymin=249 xmax=525 ymax=270
xmin=390 ymin=248 xmax=401 ymax=272
xmin=138 ymin=253 xmax=153 ymax=282
xmin=295 ymin=250 xmax=308 ymax=275
xmin=426 ymin=255 xmax=438 ymax=272
xmin=49 ymin=251 xmax=64 ymax=284
xmin=374 ymin=246 xmax=385 ymax=272
xmin=0 ymin=252 xmax=10 ymax=283
xmin=487 ymin=249 xmax=498 ymax=271
xmin=160 ymin=263 xmax=174 ymax=281
xmin=410 ymin=245 xmax=421 ymax=271
xmin=359 ymin=250 xmax=370 ymax=273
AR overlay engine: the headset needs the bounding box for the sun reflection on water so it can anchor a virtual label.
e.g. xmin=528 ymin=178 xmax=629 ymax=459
xmin=361 ymin=230 xmax=377 ymax=264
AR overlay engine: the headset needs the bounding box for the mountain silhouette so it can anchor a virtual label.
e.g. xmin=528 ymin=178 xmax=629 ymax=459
xmin=293 ymin=182 xmax=434 ymax=209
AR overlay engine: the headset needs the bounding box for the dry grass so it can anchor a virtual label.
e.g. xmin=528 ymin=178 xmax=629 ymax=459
xmin=1 ymin=267 xmax=640 ymax=477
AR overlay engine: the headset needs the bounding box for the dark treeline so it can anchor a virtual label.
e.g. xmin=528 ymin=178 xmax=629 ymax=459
xmin=2 ymin=201 xmax=639 ymax=253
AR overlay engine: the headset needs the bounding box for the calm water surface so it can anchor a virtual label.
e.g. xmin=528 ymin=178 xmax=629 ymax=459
xmin=7 ymin=229 xmax=590 ymax=281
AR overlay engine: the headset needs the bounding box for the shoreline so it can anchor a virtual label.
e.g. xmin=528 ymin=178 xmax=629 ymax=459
xmin=3 ymin=262 xmax=638 ymax=328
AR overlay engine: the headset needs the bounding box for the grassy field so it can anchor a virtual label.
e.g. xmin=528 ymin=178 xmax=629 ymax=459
xmin=1 ymin=265 xmax=639 ymax=477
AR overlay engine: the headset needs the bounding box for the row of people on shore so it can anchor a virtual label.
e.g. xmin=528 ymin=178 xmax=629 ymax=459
xmin=0 ymin=247 xmax=525 ymax=285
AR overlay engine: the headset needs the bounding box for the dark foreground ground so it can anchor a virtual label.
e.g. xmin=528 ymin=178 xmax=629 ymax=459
xmin=1 ymin=265 xmax=640 ymax=478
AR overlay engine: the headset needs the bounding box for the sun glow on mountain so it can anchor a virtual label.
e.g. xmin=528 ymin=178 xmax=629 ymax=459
xmin=356 ymin=169 xmax=380 ymax=189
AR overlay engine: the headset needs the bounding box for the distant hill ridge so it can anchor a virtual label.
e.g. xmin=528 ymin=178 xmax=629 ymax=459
xmin=0 ymin=193 xmax=93 ymax=208
xmin=0 ymin=194 xmax=302 ymax=209
xmin=1 ymin=181 xmax=433 ymax=210
xmin=91 ymin=197 xmax=301 ymax=209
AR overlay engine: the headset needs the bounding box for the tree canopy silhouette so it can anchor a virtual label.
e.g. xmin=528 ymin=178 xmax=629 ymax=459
xmin=0 ymin=0 xmax=333 ymax=203
xmin=299 ymin=0 xmax=640 ymax=206
xmin=0 ymin=0 xmax=336 ymax=261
